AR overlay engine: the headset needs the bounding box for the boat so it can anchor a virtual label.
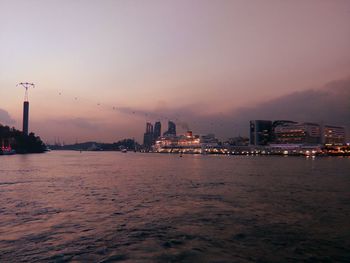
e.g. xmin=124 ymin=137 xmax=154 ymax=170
xmin=121 ymin=148 xmax=127 ymax=153
xmin=1 ymin=149 xmax=16 ymax=155
xmin=1 ymin=139 xmax=16 ymax=155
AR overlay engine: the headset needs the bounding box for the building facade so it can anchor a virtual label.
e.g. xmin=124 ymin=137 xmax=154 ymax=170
xmin=322 ymin=125 xmax=345 ymax=145
xmin=143 ymin=122 xmax=154 ymax=149
xmin=154 ymin=132 xmax=220 ymax=153
xmin=274 ymin=122 xmax=321 ymax=144
xmin=163 ymin=121 xmax=176 ymax=137
xmin=249 ymin=120 xmax=272 ymax=145
xmin=154 ymin=121 xmax=161 ymax=140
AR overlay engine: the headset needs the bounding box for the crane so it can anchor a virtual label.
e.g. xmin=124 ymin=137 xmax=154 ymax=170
xmin=16 ymin=82 xmax=35 ymax=101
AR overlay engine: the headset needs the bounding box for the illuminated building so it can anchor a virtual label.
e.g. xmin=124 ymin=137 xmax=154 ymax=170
xmin=323 ymin=125 xmax=345 ymax=145
xmin=272 ymin=120 xmax=297 ymax=141
xmin=249 ymin=120 xmax=272 ymax=145
xmin=154 ymin=132 xmax=221 ymax=153
xmin=274 ymin=122 xmax=321 ymax=144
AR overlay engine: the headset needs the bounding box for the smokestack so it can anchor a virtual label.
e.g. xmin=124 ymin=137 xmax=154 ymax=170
xmin=23 ymin=101 xmax=29 ymax=135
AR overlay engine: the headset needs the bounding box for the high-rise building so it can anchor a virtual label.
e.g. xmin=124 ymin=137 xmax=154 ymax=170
xmin=143 ymin=122 xmax=154 ymax=149
xmin=250 ymin=120 xmax=272 ymax=145
xmin=274 ymin=122 xmax=321 ymax=144
xmin=163 ymin=121 xmax=176 ymax=137
xmin=154 ymin=121 xmax=161 ymax=140
xmin=322 ymin=125 xmax=345 ymax=145
xmin=23 ymin=101 xmax=29 ymax=136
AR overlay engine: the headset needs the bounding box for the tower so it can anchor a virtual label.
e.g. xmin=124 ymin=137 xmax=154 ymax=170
xmin=168 ymin=121 xmax=176 ymax=136
xmin=143 ymin=122 xmax=154 ymax=149
xmin=163 ymin=121 xmax=176 ymax=137
xmin=23 ymin=101 xmax=29 ymax=136
xmin=249 ymin=120 xmax=272 ymax=146
xmin=17 ymin=82 xmax=35 ymax=136
xmin=154 ymin=121 xmax=161 ymax=140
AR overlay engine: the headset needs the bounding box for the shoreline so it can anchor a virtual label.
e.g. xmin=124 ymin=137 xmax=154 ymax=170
xmin=24 ymin=149 xmax=350 ymax=157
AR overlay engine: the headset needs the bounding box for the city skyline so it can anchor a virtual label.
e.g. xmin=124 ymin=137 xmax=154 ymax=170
xmin=1 ymin=1 xmax=350 ymax=143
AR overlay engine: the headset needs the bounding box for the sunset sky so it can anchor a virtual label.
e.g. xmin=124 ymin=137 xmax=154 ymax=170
xmin=1 ymin=0 xmax=349 ymax=143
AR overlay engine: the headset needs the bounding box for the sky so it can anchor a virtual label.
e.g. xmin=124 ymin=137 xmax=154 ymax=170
xmin=0 ymin=0 xmax=349 ymax=143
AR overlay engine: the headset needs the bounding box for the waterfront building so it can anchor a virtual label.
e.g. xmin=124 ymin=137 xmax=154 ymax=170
xmin=249 ymin=120 xmax=272 ymax=145
xmin=200 ymin=134 xmax=219 ymax=147
xmin=154 ymin=121 xmax=161 ymax=140
xmin=143 ymin=122 xmax=154 ymax=149
xmin=228 ymin=136 xmax=249 ymax=146
xmin=163 ymin=121 xmax=176 ymax=137
xmin=322 ymin=125 xmax=345 ymax=145
xmin=274 ymin=122 xmax=321 ymax=144
xmin=271 ymin=120 xmax=297 ymax=141
xmin=154 ymin=131 xmax=221 ymax=153
xmin=268 ymin=143 xmax=322 ymax=155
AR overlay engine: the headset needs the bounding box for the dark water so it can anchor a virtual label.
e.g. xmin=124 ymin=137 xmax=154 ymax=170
xmin=0 ymin=151 xmax=349 ymax=262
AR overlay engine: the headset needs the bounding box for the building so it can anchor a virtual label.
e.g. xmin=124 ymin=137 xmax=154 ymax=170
xmin=154 ymin=131 xmax=221 ymax=153
xmin=249 ymin=120 xmax=272 ymax=145
xmin=228 ymin=136 xmax=249 ymax=146
xmin=201 ymin=133 xmax=219 ymax=146
xmin=143 ymin=122 xmax=154 ymax=149
xmin=163 ymin=121 xmax=176 ymax=137
xmin=322 ymin=125 xmax=345 ymax=145
xmin=271 ymin=120 xmax=297 ymax=141
xmin=154 ymin=121 xmax=161 ymax=140
xmin=274 ymin=122 xmax=321 ymax=144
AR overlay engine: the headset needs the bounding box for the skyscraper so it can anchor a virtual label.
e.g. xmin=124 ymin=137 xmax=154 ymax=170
xmin=163 ymin=121 xmax=176 ymax=137
xmin=250 ymin=120 xmax=272 ymax=145
xmin=168 ymin=121 xmax=176 ymax=136
xmin=154 ymin=121 xmax=161 ymax=140
xmin=143 ymin=122 xmax=154 ymax=149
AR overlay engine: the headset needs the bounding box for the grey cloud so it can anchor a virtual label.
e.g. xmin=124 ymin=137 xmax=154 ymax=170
xmin=217 ymin=77 xmax=350 ymax=138
xmin=0 ymin=108 xmax=16 ymax=125
xmin=39 ymin=77 xmax=349 ymax=143
xmin=128 ymin=77 xmax=350 ymax=139
xmin=233 ymin=78 xmax=350 ymax=126
xmin=51 ymin=118 xmax=101 ymax=130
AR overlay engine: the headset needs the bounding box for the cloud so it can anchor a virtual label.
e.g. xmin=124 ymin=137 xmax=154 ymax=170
xmin=0 ymin=108 xmax=15 ymax=125
xmin=129 ymin=77 xmax=350 ymax=139
xmin=204 ymin=77 xmax=350 ymax=138
xmin=33 ymin=77 xmax=350 ymax=143
xmin=232 ymin=77 xmax=350 ymax=126
xmin=31 ymin=117 xmax=104 ymax=143
xmin=53 ymin=118 xmax=100 ymax=130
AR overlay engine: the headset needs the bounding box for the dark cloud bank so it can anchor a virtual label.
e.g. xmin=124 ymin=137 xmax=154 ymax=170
xmin=225 ymin=77 xmax=350 ymax=137
xmin=148 ymin=77 xmax=350 ymax=139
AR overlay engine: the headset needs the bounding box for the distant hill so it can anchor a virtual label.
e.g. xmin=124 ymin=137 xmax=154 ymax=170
xmin=0 ymin=124 xmax=46 ymax=154
xmin=48 ymin=138 xmax=140 ymax=151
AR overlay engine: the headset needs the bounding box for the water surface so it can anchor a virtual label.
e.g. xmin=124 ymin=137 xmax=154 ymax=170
xmin=0 ymin=151 xmax=349 ymax=262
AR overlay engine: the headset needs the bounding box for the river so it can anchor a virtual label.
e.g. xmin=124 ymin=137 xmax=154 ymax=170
xmin=0 ymin=151 xmax=349 ymax=262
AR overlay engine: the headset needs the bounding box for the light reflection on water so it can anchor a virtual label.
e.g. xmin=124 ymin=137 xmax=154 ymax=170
xmin=0 ymin=151 xmax=349 ymax=262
